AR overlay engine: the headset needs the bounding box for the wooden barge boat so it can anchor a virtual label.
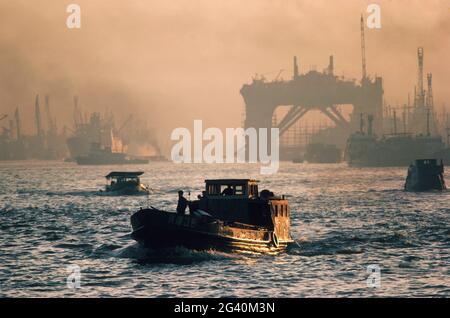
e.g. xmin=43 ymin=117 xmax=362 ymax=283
xmin=130 ymin=179 xmax=294 ymax=254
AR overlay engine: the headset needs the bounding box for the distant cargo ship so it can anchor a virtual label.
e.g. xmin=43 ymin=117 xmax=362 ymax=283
xmin=67 ymin=135 xmax=91 ymax=159
xmin=304 ymin=143 xmax=342 ymax=163
xmin=67 ymin=112 xmax=124 ymax=159
xmin=433 ymin=148 xmax=450 ymax=166
xmin=75 ymin=143 xmax=148 ymax=165
xmin=345 ymin=132 xmax=445 ymax=167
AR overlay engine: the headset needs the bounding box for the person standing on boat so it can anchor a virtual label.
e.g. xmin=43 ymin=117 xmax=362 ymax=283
xmin=222 ymin=185 xmax=234 ymax=196
xmin=177 ymin=190 xmax=189 ymax=215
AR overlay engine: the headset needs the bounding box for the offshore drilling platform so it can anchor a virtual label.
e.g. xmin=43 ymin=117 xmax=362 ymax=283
xmin=240 ymin=16 xmax=383 ymax=161
xmin=240 ymin=16 xmax=449 ymax=164
xmin=240 ymin=54 xmax=383 ymax=159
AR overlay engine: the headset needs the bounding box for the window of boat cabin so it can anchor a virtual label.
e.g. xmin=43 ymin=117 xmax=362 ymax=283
xmin=206 ymin=182 xmax=248 ymax=196
xmin=117 ymin=176 xmax=138 ymax=183
xmin=207 ymin=184 xmax=221 ymax=195
xmin=234 ymin=185 xmax=244 ymax=195
xmin=219 ymin=184 xmax=246 ymax=196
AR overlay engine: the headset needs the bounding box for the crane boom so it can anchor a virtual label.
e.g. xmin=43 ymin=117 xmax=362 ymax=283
xmin=117 ymin=114 xmax=133 ymax=133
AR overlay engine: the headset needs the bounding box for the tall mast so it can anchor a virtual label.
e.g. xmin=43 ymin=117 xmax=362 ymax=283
xmin=393 ymin=110 xmax=397 ymax=135
xmin=15 ymin=107 xmax=21 ymax=140
xmin=45 ymin=95 xmax=51 ymax=132
xmin=446 ymin=114 xmax=450 ymax=148
xmin=35 ymin=94 xmax=42 ymax=137
xmin=360 ymin=15 xmax=367 ymax=80
xmin=417 ymin=47 xmax=424 ymax=107
xmin=73 ymin=95 xmax=81 ymax=128
xmin=426 ymin=73 xmax=433 ymax=110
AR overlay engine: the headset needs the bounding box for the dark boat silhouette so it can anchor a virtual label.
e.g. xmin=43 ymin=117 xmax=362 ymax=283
xmin=404 ymin=159 xmax=447 ymax=191
xmin=130 ymin=179 xmax=294 ymax=254
xmin=100 ymin=171 xmax=149 ymax=195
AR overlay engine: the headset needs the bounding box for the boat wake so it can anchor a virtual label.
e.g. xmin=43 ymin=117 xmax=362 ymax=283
xmin=109 ymin=243 xmax=241 ymax=265
xmin=287 ymin=229 xmax=419 ymax=257
xmin=45 ymin=190 xmax=98 ymax=197
xmin=96 ymin=191 xmax=152 ymax=197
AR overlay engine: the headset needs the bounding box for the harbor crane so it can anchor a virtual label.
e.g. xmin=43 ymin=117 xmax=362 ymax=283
xmin=117 ymin=114 xmax=133 ymax=133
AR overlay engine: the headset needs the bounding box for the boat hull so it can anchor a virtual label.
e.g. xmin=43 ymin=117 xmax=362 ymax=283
xmin=100 ymin=189 xmax=149 ymax=196
xmin=76 ymin=156 xmax=149 ymax=165
xmin=130 ymin=208 xmax=292 ymax=254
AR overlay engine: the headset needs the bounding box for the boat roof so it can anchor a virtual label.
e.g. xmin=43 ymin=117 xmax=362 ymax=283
xmin=105 ymin=171 xmax=144 ymax=178
xmin=205 ymin=179 xmax=259 ymax=185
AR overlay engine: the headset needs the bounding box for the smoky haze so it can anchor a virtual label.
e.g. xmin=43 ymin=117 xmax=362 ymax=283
xmin=0 ymin=0 xmax=449 ymax=154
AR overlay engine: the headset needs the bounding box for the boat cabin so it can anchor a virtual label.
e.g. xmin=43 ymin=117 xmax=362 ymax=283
xmin=195 ymin=179 xmax=290 ymax=240
xmin=105 ymin=171 xmax=143 ymax=188
xmin=204 ymin=179 xmax=260 ymax=198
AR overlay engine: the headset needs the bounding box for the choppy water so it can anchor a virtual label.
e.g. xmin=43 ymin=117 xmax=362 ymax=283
xmin=0 ymin=161 xmax=449 ymax=297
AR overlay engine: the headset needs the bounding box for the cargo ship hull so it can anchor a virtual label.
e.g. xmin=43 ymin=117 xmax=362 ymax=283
xmin=346 ymin=133 xmax=445 ymax=167
xmin=67 ymin=136 xmax=91 ymax=159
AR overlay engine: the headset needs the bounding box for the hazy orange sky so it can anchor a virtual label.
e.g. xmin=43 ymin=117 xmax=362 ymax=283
xmin=0 ymin=0 xmax=449 ymax=150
